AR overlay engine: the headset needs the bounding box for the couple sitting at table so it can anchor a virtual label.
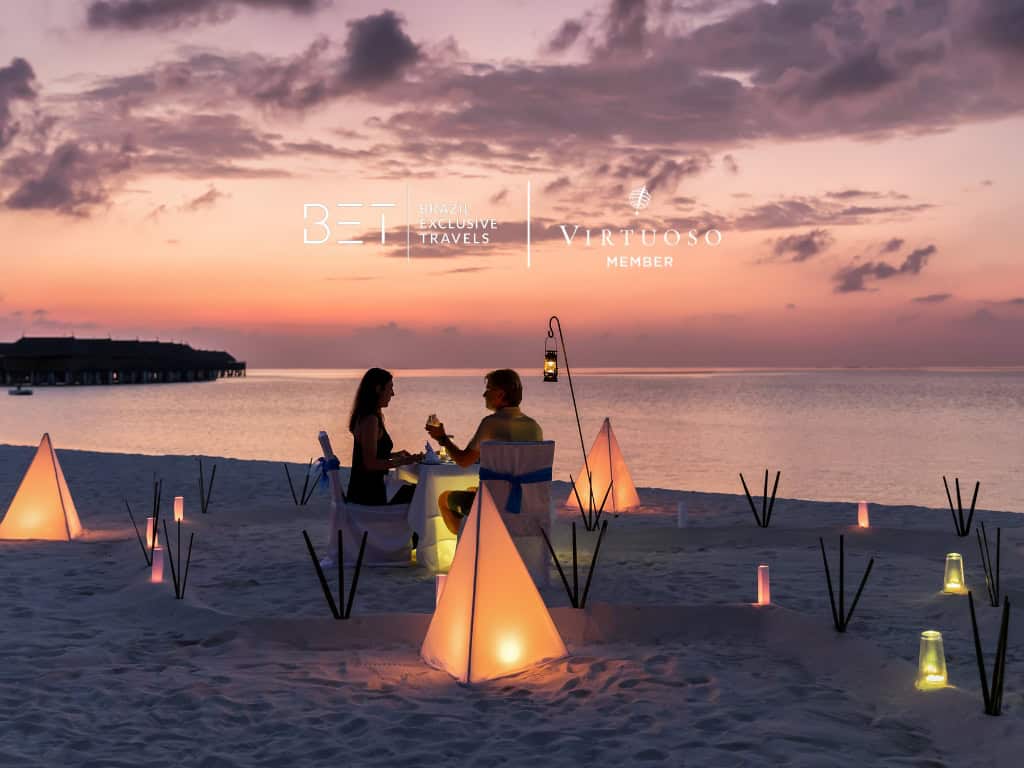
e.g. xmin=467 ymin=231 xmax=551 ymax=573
xmin=347 ymin=368 xmax=542 ymax=532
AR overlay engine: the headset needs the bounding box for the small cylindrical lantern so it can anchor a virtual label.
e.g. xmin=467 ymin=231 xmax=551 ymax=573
xmin=543 ymin=349 xmax=558 ymax=382
xmin=145 ymin=516 xmax=158 ymax=549
xmin=174 ymin=496 xmax=184 ymax=523
xmin=757 ymin=564 xmax=770 ymax=606
xmin=943 ymin=553 xmax=967 ymax=594
xmin=676 ymin=500 xmax=688 ymax=528
xmin=857 ymin=500 xmax=869 ymax=528
xmin=435 ymin=574 xmax=448 ymax=608
xmin=151 ymin=545 xmax=165 ymax=583
xmin=916 ymin=630 xmax=948 ymax=690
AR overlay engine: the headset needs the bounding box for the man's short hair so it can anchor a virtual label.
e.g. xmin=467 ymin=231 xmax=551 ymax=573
xmin=486 ymin=369 xmax=523 ymax=407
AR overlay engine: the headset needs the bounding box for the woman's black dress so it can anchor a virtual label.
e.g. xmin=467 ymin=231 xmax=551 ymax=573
xmin=347 ymin=416 xmax=414 ymax=505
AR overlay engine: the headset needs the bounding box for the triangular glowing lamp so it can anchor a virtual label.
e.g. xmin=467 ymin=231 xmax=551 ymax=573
xmin=421 ymin=485 xmax=568 ymax=683
xmin=0 ymin=433 xmax=83 ymax=541
xmin=942 ymin=553 xmax=968 ymax=595
xmin=566 ymin=418 xmax=640 ymax=514
xmin=915 ymin=630 xmax=948 ymax=690
xmin=857 ymin=501 xmax=870 ymax=528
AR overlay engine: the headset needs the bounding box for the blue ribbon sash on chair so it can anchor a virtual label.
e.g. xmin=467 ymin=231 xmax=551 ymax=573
xmin=316 ymin=456 xmax=342 ymax=491
xmin=479 ymin=466 xmax=553 ymax=514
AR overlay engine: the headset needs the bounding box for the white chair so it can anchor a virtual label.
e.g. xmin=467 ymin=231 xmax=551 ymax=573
xmin=479 ymin=440 xmax=555 ymax=588
xmin=318 ymin=431 xmax=412 ymax=566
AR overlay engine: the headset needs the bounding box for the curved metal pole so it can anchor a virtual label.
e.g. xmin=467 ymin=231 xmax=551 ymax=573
xmin=548 ymin=315 xmax=595 ymax=521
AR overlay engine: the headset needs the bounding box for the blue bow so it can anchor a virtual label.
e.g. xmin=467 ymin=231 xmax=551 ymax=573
xmin=316 ymin=456 xmax=341 ymax=490
xmin=479 ymin=466 xmax=553 ymax=514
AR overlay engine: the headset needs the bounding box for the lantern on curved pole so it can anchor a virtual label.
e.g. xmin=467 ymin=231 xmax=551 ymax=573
xmin=543 ymin=315 xmax=601 ymax=528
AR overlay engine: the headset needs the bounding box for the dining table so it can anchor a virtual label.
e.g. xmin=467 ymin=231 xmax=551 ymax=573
xmin=389 ymin=461 xmax=480 ymax=573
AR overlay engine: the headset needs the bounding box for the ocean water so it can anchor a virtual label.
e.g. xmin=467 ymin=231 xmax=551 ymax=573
xmin=2 ymin=368 xmax=1022 ymax=512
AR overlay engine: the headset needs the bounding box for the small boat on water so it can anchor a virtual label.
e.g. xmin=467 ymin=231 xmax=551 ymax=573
xmin=8 ymin=384 xmax=33 ymax=396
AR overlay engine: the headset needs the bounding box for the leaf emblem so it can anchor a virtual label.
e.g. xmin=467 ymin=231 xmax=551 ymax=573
xmin=628 ymin=185 xmax=651 ymax=214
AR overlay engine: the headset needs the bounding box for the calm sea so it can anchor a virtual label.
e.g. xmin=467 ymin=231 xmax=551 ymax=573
xmin=2 ymin=368 xmax=1022 ymax=512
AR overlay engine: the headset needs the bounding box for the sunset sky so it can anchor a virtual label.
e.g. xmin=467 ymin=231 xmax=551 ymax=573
xmin=1 ymin=0 xmax=1022 ymax=367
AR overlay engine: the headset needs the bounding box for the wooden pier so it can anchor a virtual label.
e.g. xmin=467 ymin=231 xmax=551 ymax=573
xmin=0 ymin=337 xmax=245 ymax=387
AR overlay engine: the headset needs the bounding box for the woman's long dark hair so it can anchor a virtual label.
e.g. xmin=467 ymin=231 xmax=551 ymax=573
xmin=349 ymin=368 xmax=393 ymax=434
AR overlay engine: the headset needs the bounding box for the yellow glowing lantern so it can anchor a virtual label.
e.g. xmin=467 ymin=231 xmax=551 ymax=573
xmin=151 ymin=545 xmax=165 ymax=583
xmin=757 ymin=564 xmax=771 ymax=606
xmin=543 ymin=348 xmax=558 ymax=382
xmin=943 ymin=553 xmax=967 ymax=594
xmin=173 ymin=496 xmax=184 ymax=523
xmin=0 ymin=433 xmax=83 ymax=541
xmin=145 ymin=516 xmax=159 ymax=549
xmin=915 ymin=630 xmax=948 ymax=690
xmin=857 ymin=500 xmax=869 ymax=528
xmin=421 ymin=486 xmax=567 ymax=683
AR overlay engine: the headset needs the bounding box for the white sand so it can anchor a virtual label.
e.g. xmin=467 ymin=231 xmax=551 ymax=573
xmin=1 ymin=443 xmax=1022 ymax=766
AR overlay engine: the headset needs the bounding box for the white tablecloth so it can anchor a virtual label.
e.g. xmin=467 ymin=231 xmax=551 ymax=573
xmin=390 ymin=463 xmax=479 ymax=572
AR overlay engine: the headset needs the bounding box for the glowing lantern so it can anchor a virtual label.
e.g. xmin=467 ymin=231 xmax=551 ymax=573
xmin=145 ymin=517 xmax=159 ymax=549
xmin=566 ymin=418 xmax=640 ymax=514
xmin=0 ymin=433 xmax=83 ymax=541
xmin=915 ymin=630 xmax=948 ymax=690
xmin=435 ymin=574 xmax=447 ymax=608
xmin=543 ymin=349 xmax=558 ymax=382
xmin=421 ymin=485 xmax=567 ymax=683
xmin=858 ymin=501 xmax=869 ymax=528
xmin=151 ymin=545 xmax=165 ymax=583
xmin=174 ymin=496 xmax=184 ymax=523
xmin=942 ymin=553 xmax=967 ymax=594
xmin=757 ymin=564 xmax=770 ymax=606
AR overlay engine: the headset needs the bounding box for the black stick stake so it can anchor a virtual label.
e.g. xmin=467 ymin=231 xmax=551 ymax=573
xmin=198 ymin=460 xmax=206 ymax=515
xmin=995 ymin=526 xmax=1001 ymax=606
xmin=593 ymin=482 xmax=613 ymax=529
xmin=819 ymin=536 xmax=873 ymax=632
xmin=943 ymin=476 xmax=960 ymax=534
xmin=978 ymin=523 xmax=1001 ymax=607
xmin=302 ymin=530 xmax=340 ymax=618
xmin=125 ymin=498 xmax=152 ymax=565
xmin=843 ymin=557 xmax=874 ymax=628
xmin=571 ymin=522 xmax=579 ymax=605
xmin=762 ymin=470 xmax=768 ymax=529
xmin=956 ymin=478 xmax=964 ymax=535
xmin=344 ymin=531 xmax=368 ymax=619
xmin=992 ymin=597 xmax=1011 ymax=714
xmin=766 ymin=471 xmax=781 ymax=527
xmin=284 ymin=464 xmax=299 ymax=505
xmin=180 ymin=533 xmax=195 ymax=599
xmin=579 ymin=520 xmax=608 ymax=610
xmin=965 ymin=481 xmax=980 ymax=540
xmin=819 ymin=538 xmax=840 ymax=630
xmin=839 ymin=534 xmax=845 ymax=627
xmin=569 ymin=473 xmax=590 ymax=530
xmin=540 ymin=527 xmax=575 ymax=606
xmin=162 ymin=520 xmax=180 ymax=596
xmin=968 ymin=591 xmax=992 ymax=711
xmin=739 ymin=473 xmax=762 ymax=527
xmin=149 ymin=479 xmax=162 ymax=565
